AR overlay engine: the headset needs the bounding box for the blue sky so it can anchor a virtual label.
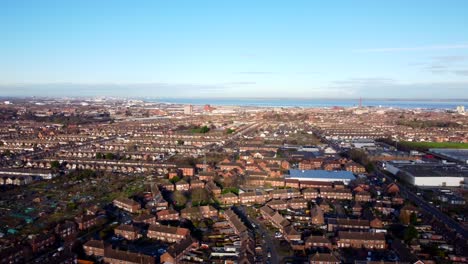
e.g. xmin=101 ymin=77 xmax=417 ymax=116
xmin=1 ymin=0 xmax=468 ymax=98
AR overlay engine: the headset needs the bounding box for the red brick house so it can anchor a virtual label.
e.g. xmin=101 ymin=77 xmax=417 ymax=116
xmin=147 ymin=225 xmax=190 ymax=243
xmin=75 ymin=214 xmax=98 ymax=230
xmin=114 ymin=224 xmax=141 ymax=240
xmin=157 ymin=209 xmax=180 ymax=221
xmin=113 ymin=197 xmax=141 ymax=213
xmin=305 ymin=236 xmax=332 ymax=249
xmin=337 ymin=231 xmax=386 ymax=249
xmin=83 ymin=239 xmax=105 ymax=257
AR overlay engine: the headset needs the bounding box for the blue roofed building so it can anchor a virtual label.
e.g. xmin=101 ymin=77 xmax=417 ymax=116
xmin=286 ymin=170 xmax=356 ymax=185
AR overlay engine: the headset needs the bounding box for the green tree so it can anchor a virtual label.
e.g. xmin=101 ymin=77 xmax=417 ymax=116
xmin=403 ymin=225 xmax=418 ymax=243
xmin=169 ymin=176 xmax=180 ymax=184
xmin=171 ymin=190 xmax=187 ymax=207
xmin=177 ymin=140 xmax=184 ymax=145
xmin=191 ymin=188 xmax=210 ymax=205
xmin=105 ymin=153 xmax=115 ymax=160
xmin=410 ymin=212 xmax=418 ymax=225
xmin=50 ymin=160 xmax=60 ymax=169
xmin=96 ymin=152 xmax=103 ymax=159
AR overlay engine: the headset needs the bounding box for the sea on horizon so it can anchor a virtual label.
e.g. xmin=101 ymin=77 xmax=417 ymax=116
xmin=146 ymin=98 xmax=467 ymax=110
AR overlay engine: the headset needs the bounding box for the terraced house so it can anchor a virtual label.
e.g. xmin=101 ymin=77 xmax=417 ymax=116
xmin=147 ymin=225 xmax=190 ymax=243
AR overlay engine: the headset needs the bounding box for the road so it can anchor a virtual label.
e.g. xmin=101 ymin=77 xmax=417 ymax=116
xmin=374 ymin=167 xmax=468 ymax=240
xmin=238 ymin=206 xmax=280 ymax=264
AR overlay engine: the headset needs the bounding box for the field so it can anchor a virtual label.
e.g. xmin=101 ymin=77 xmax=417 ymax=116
xmin=400 ymin=141 xmax=468 ymax=151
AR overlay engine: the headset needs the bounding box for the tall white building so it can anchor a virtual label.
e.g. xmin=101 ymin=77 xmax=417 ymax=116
xmin=184 ymin=104 xmax=193 ymax=115
xmin=456 ymin=105 xmax=465 ymax=114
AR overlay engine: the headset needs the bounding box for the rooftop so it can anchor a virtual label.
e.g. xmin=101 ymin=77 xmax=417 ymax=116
xmin=287 ymin=169 xmax=356 ymax=181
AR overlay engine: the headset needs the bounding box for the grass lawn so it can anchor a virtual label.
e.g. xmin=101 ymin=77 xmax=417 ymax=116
xmin=400 ymin=141 xmax=468 ymax=150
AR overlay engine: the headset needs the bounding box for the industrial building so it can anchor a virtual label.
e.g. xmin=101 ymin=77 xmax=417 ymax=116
xmin=383 ymin=161 xmax=467 ymax=187
xmin=429 ymin=149 xmax=468 ymax=165
xmin=286 ymin=169 xmax=356 ymax=185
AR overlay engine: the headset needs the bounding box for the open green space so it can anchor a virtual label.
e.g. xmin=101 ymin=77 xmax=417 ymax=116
xmin=400 ymin=141 xmax=468 ymax=151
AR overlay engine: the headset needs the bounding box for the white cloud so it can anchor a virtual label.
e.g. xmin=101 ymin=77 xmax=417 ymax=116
xmin=354 ymin=43 xmax=468 ymax=53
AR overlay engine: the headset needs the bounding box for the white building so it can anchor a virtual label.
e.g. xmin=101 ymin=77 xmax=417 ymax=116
xmin=287 ymin=170 xmax=356 ymax=185
xmin=383 ymin=161 xmax=466 ymax=187
xmin=184 ymin=104 xmax=193 ymax=115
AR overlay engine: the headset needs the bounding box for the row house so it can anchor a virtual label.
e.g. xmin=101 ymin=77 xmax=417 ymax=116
xmin=323 ymin=160 xmax=342 ymax=171
xmin=300 ymin=180 xmax=333 ymax=189
xmin=299 ymin=159 xmax=323 ymax=170
xmin=75 ymin=214 xmax=98 ymax=230
xmin=262 ymin=158 xmax=290 ymax=170
xmin=285 ymin=179 xmax=300 ymax=189
xmin=355 ymin=191 xmax=373 ymax=202
xmin=283 ymin=225 xmax=301 ymax=242
xmin=55 ymin=221 xmax=78 ymax=240
xmin=246 ymin=170 xmax=269 ymax=178
xmin=239 ymin=191 xmax=268 ymax=205
xmin=327 ymin=218 xmax=370 ymax=232
xmin=160 ymin=180 xmax=175 ymax=191
xmin=260 ymin=205 xmax=290 ymax=232
xmin=0 ymin=176 xmax=33 ymax=186
xmin=265 ymin=178 xmax=285 ymax=188
xmin=270 ymin=188 xmax=301 ymax=200
xmin=189 ymin=179 xmax=205 ymax=189
xmin=302 ymin=188 xmax=319 ymax=199
xmin=181 ymin=205 xmax=217 ymax=220
xmin=198 ymin=171 xmax=216 ymax=181
xmin=223 ymin=209 xmax=248 ymax=235
xmin=160 ymin=236 xmax=198 ymax=264
xmin=83 ymin=239 xmax=105 ymax=257
xmin=205 ymin=181 xmax=221 ymax=196
xmin=352 ymin=202 xmax=363 ymax=216
xmin=337 ymin=231 xmax=386 ymax=249
xmin=178 ymin=166 xmax=194 ymax=177
xmin=245 ymin=176 xmax=265 ymax=187
xmin=309 ymin=253 xmax=340 ymax=264
xmin=267 ymin=199 xmax=288 ymax=211
xmin=345 ymin=162 xmax=366 ymax=174
xmin=133 ymin=214 xmax=157 ymax=225
xmin=157 ymin=209 xmax=180 ymax=221
xmin=175 ymin=180 xmax=189 ymax=191
xmin=113 ymin=197 xmax=141 ymax=213
xmin=147 ymin=225 xmax=190 ymax=243
xmin=114 ymin=224 xmax=141 ymax=241
xmin=29 ymin=233 xmax=56 ymax=253
xmin=220 ymin=193 xmax=239 ymax=206
xmin=319 ymin=188 xmax=353 ymax=200
xmin=218 ymin=161 xmax=245 ymax=173
xmin=0 ymin=168 xmax=57 ymax=180
xmin=373 ymin=201 xmax=396 ymax=215
xmin=310 ymin=205 xmax=325 ymax=225
xmin=305 ymin=235 xmax=332 ymax=250
xmin=263 ymin=164 xmax=282 ymax=177
xmin=104 ymin=247 xmax=156 ymax=264
xmin=288 ymin=198 xmax=308 ymax=210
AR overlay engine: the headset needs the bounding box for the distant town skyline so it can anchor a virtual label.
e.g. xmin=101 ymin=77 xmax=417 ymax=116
xmin=1 ymin=1 xmax=468 ymax=98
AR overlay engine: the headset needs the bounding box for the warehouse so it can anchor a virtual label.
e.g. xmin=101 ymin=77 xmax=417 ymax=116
xmin=286 ymin=169 xmax=356 ymax=185
xmin=383 ymin=161 xmax=466 ymax=187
